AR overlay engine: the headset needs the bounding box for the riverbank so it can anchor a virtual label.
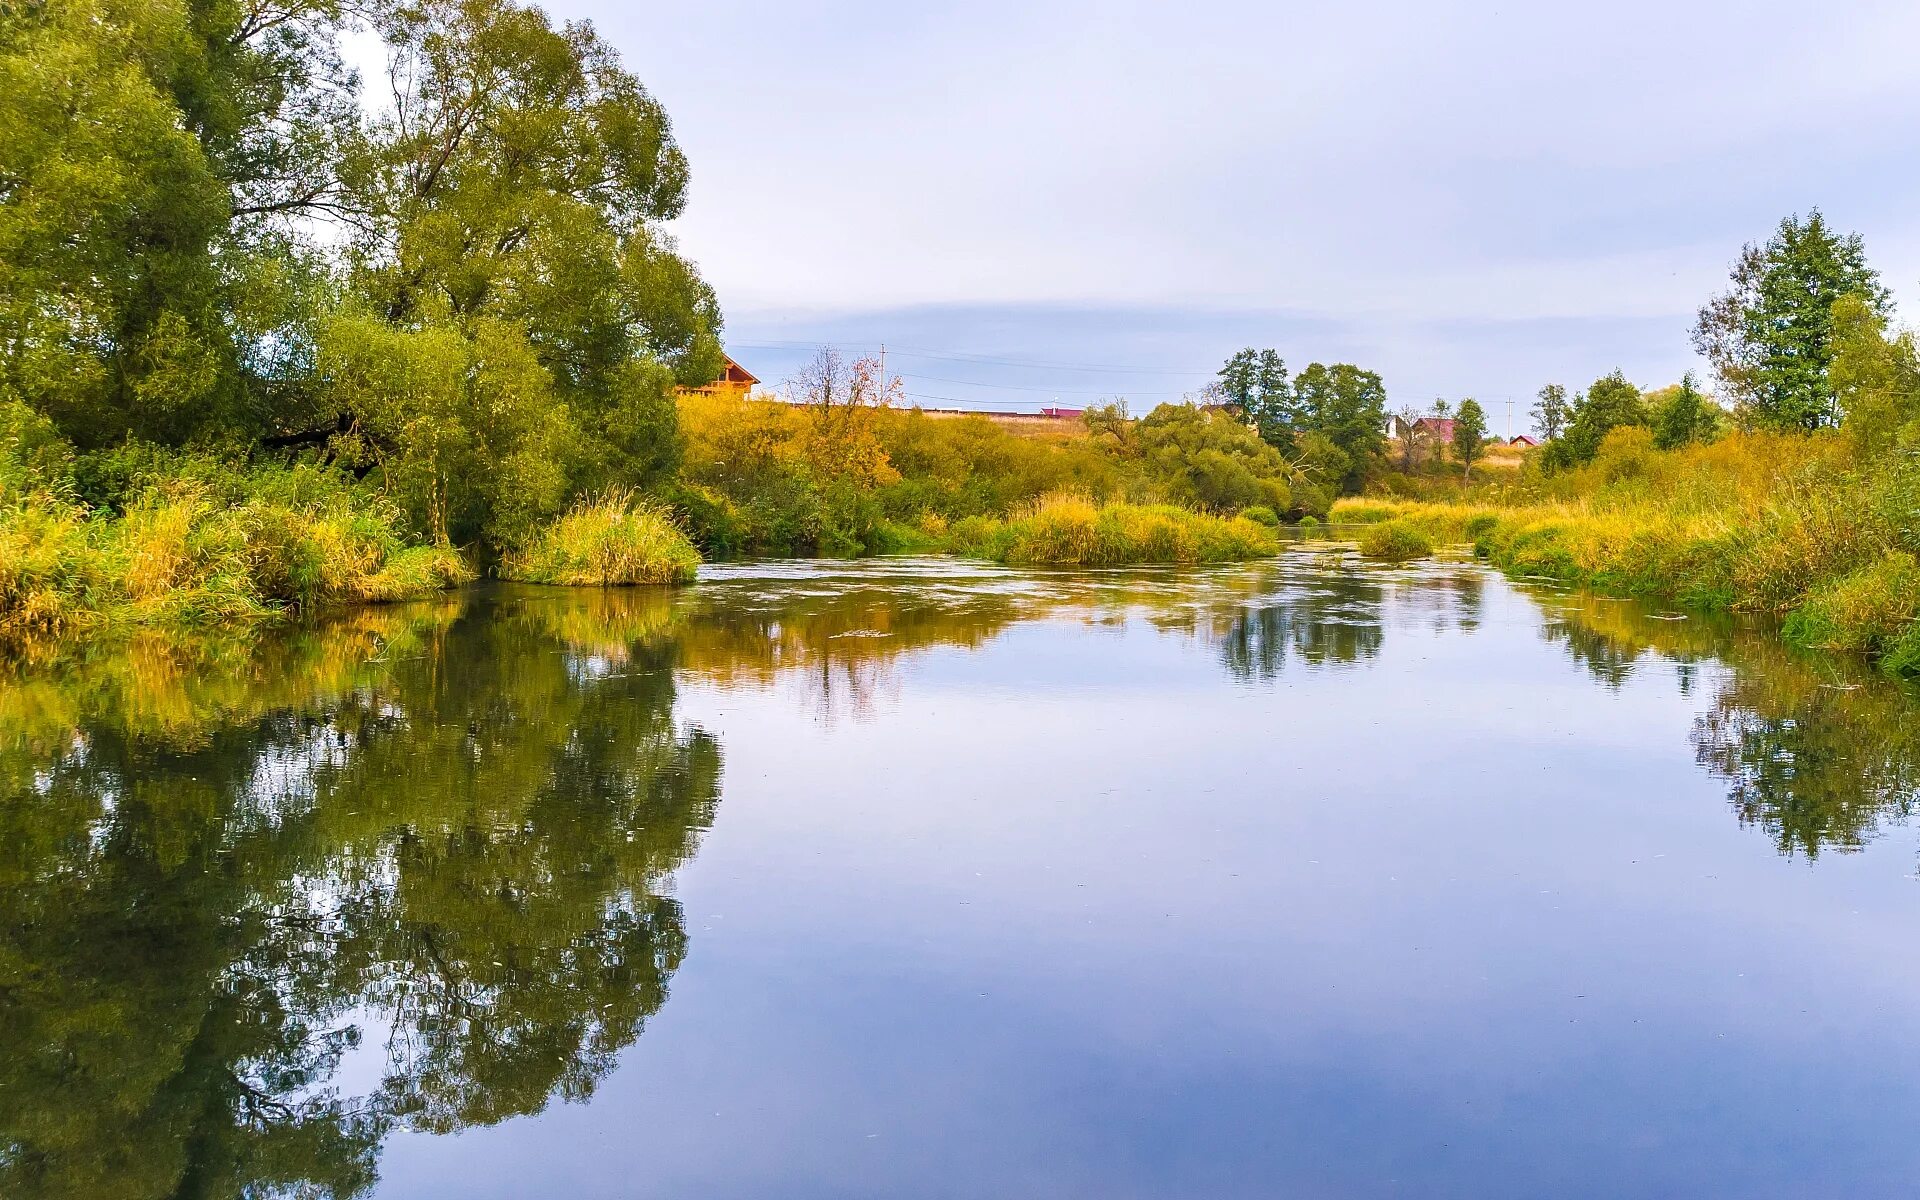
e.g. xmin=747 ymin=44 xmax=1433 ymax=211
xmin=1331 ymin=461 xmax=1920 ymax=677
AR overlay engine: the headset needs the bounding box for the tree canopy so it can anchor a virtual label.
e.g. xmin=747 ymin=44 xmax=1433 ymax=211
xmin=1691 ymin=210 xmax=1888 ymax=432
xmin=0 ymin=0 xmax=724 ymax=551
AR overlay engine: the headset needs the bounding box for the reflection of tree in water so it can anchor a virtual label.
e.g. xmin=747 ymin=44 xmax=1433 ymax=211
xmin=1695 ymin=661 xmax=1920 ymax=859
xmin=1215 ymin=573 xmax=1386 ymax=682
xmin=671 ymin=570 xmax=1022 ymax=724
xmin=668 ymin=561 xmax=1339 ymax=721
xmin=0 ymin=592 xmax=721 ymax=1198
xmin=1536 ymin=589 xmax=1920 ymax=859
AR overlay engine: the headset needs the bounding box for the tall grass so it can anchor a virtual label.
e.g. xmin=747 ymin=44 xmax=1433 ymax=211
xmin=949 ymin=493 xmax=1279 ymax=566
xmin=1356 ymin=520 xmax=1434 ymax=562
xmin=0 ymin=469 xmax=471 ymax=643
xmin=1329 ymin=428 xmax=1920 ymax=675
xmin=503 ymin=492 xmax=702 ymax=585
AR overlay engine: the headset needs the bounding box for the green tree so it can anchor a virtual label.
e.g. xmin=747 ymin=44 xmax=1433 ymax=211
xmin=1829 ymin=294 xmax=1920 ymax=457
xmin=1452 ymin=397 xmax=1488 ymax=478
xmin=1531 ymin=383 xmax=1570 ymax=442
xmin=1547 ymin=371 xmax=1647 ymax=469
xmin=1290 ymin=363 xmax=1388 ymax=493
xmin=313 ymin=0 xmax=723 ymax=547
xmin=1133 ymin=403 xmax=1295 ymax=514
xmin=1692 ymin=210 xmax=1890 ymax=431
xmin=1212 ymin=348 xmax=1291 ymax=442
xmin=1652 ymin=371 xmax=1713 ymax=450
xmin=0 ymin=0 xmax=351 ymax=447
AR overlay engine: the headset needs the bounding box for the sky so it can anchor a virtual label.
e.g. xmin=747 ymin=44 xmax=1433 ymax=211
xmin=557 ymin=0 xmax=1920 ymax=431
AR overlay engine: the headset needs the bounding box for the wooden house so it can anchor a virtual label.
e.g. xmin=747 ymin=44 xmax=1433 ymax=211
xmin=685 ymin=355 xmax=760 ymax=396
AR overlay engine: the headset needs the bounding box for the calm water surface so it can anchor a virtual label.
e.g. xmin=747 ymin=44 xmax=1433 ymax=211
xmin=5 ymin=548 xmax=1920 ymax=1197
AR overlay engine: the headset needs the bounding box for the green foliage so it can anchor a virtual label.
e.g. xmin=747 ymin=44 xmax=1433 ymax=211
xmin=1531 ymin=384 xmax=1571 ymax=442
xmin=1545 ymin=370 xmax=1648 ymax=469
xmin=1291 ymin=363 xmax=1388 ymax=492
xmin=1692 ymin=210 xmax=1890 ymax=431
xmin=1783 ymin=551 xmax=1920 ymax=674
xmin=1357 ymin=520 xmax=1434 ymax=562
xmin=1238 ymin=504 xmax=1280 ymax=527
xmin=1213 ymin=348 xmax=1292 ymax=442
xmin=1651 ymin=371 xmax=1718 ymax=450
xmin=0 ymin=456 xmax=471 ymax=642
xmin=966 ymin=494 xmax=1279 ymax=566
xmin=0 ymin=0 xmax=722 ymax=557
xmin=1452 ymin=398 xmax=1488 ymax=476
xmin=504 ymin=493 xmax=701 ymax=585
xmin=1830 ymin=294 xmax=1920 ymax=457
xmin=1128 ymin=403 xmax=1298 ymax=514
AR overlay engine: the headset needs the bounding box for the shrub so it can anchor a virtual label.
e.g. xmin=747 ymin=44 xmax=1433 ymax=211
xmin=960 ymin=493 xmax=1277 ymax=566
xmin=504 ymin=492 xmax=701 ymax=585
xmin=1239 ymin=504 xmax=1280 ymax=527
xmin=1357 ymin=520 xmax=1434 ymax=562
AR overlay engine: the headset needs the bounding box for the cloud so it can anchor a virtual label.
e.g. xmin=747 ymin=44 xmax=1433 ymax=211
xmin=562 ymin=0 xmax=1920 ymax=399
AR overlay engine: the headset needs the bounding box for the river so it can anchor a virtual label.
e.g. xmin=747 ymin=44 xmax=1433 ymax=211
xmin=4 ymin=547 xmax=1918 ymax=1197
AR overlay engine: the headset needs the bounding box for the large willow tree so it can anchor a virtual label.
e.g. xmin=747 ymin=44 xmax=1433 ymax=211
xmin=0 ymin=0 xmax=723 ymax=547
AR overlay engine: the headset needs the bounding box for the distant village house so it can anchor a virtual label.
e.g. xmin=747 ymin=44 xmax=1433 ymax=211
xmin=684 ymin=354 xmax=760 ymax=397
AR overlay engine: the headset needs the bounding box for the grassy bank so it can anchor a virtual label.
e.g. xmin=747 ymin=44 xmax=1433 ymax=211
xmin=946 ymin=494 xmax=1280 ymax=566
xmin=1329 ymin=430 xmax=1920 ymax=676
xmin=1 ymin=466 xmax=470 ymax=643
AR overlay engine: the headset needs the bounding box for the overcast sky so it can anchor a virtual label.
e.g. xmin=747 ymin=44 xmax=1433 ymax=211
xmin=563 ymin=0 xmax=1920 ymax=429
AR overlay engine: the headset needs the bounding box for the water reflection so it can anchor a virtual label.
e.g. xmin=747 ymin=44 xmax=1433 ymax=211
xmin=1537 ymin=588 xmax=1920 ymax=859
xmin=5 ymin=561 xmax=1920 ymax=1195
xmin=0 ymin=594 xmax=719 ymax=1198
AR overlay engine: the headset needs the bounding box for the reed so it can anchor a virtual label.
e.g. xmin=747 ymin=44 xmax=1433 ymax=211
xmin=957 ymin=493 xmax=1279 ymax=566
xmin=1356 ymin=520 xmax=1434 ymax=562
xmin=503 ymin=492 xmax=702 ymax=585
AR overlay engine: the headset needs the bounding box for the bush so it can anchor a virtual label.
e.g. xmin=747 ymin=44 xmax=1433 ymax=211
xmin=1239 ymin=504 xmax=1280 ymax=527
xmin=504 ymin=492 xmax=701 ymax=585
xmin=1357 ymin=520 xmax=1434 ymax=562
xmin=958 ymin=493 xmax=1277 ymax=566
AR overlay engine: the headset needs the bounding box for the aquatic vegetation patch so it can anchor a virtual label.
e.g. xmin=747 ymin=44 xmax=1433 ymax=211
xmin=1356 ymin=520 xmax=1434 ymax=562
xmin=504 ymin=492 xmax=702 ymax=585
xmin=952 ymin=493 xmax=1278 ymax=566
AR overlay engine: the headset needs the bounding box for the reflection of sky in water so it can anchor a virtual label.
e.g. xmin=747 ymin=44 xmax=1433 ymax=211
xmin=5 ymin=554 xmax=1919 ymax=1199
xmin=377 ymin=559 xmax=1920 ymax=1199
